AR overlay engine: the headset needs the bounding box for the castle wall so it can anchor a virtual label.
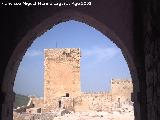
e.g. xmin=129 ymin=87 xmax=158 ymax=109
xmin=74 ymin=93 xmax=113 ymax=112
xmin=111 ymin=79 xmax=133 ymax=102
xmin=29 ymin=79 xmax=133 ymax=113
xmin=74 ymin=91 xmax=133 ymax=112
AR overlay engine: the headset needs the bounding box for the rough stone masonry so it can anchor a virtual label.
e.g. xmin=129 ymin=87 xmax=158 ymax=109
xmin=44 ymin=48 xmax=81 ymax=108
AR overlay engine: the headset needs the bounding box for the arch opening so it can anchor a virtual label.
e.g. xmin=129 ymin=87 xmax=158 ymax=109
xmin=2 ymin=10 xmax=137 ymax=120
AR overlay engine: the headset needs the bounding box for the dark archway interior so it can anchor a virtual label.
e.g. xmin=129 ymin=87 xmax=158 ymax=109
xmin=1 ymin=0 xmax=160 ymax=120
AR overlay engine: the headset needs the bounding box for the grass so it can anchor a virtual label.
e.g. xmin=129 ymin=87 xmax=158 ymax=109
xmin=13 ymin=94 xmax=30 ymax=109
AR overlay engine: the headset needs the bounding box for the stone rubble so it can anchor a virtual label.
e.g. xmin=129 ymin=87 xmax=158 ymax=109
xmin=13 ymin=104 xmax=134 ymax=120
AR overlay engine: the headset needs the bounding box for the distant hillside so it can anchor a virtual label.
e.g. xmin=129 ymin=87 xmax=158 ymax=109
xmin=13 ymin=94 xmax=30 ymax=109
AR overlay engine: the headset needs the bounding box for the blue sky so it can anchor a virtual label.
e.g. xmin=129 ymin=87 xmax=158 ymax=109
xmin=14 ymin=20 xmax=131 ymax=97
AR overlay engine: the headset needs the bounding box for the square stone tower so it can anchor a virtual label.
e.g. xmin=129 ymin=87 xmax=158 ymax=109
xmin=44 ymin=48 xmax=81 ymax=106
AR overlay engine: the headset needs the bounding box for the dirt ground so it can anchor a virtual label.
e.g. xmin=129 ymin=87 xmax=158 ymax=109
xmin=53 ymin=111 xmax=134 ymax=120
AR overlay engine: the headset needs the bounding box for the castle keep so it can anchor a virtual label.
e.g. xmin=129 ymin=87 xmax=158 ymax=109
xmin=44 ymin=48 xmax=81 ymax=107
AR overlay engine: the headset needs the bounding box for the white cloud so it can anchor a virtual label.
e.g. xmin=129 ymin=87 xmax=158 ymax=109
xmin=25 ymin=49 xmax=42 ymax=57
xmin=82 ymin=46 xmax=121 ymax=63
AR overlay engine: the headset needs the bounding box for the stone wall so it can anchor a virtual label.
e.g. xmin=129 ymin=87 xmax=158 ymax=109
xmin=74 ymin=93 xmax=113 ymax=112
xmin=44 ymin=48 xmax=81 ymax=108
xmin=73 ymin=79 xmax=133 ymax=112
xmin=111 ymin=79 xmax=133 ymax=101
xmin=143 ymin=0 xmax=160 ymax=119
xmin=30 ymin=96 xmax=44 ymax=108
xmin=13 ymin=78 xmax=133 ymax=116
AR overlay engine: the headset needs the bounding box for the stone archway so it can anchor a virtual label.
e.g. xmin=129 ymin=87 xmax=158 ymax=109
xmin=1 ymin=10 xmax=139 ymax=120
